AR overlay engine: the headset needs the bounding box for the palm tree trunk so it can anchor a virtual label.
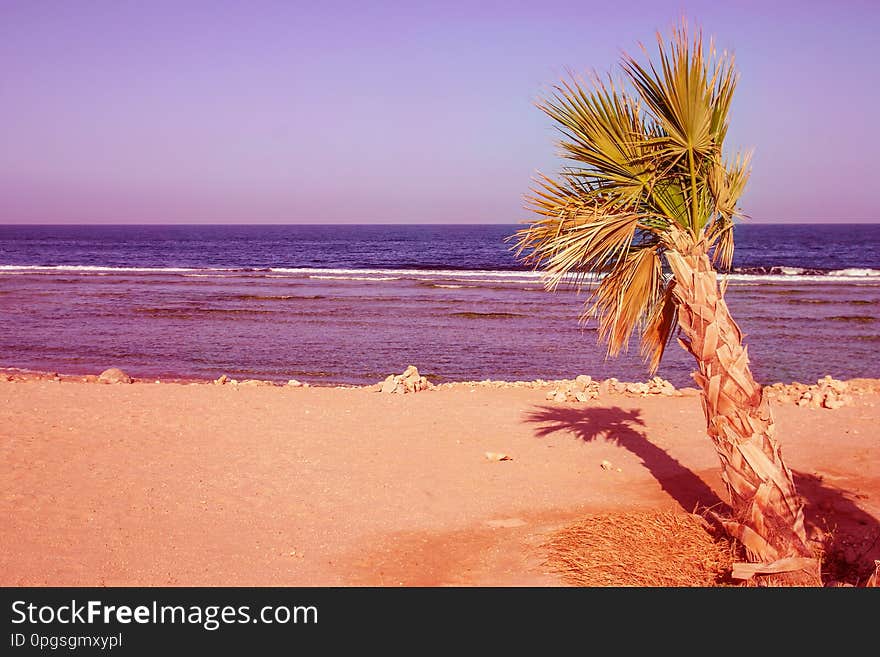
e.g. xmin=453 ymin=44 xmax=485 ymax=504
xmin=665 ymin=246 xmax=821 ymax=586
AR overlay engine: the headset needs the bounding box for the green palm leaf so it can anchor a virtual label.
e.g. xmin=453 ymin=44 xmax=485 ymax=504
xmin=512 ymin=21 xmax=750 ymax=372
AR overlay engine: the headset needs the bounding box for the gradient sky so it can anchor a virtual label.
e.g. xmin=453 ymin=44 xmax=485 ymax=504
xmin=1 ymin=0 xmax=877 ymax=224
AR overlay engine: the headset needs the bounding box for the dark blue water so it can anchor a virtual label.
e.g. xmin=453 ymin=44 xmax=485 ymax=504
xmin=0 ymin=223 xmax=878 ymax=273
xmin=0 ymin=223 xmax=878 ymax=386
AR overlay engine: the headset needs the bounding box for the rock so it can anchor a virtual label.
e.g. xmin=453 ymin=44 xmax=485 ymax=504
xmin=626 ymin=382 xmax=649 ymax=395
xmin=830 ymin=380 xmax=848 ymax=394
xmin=600 ymin=460 xmax=612 ymax=471
xmin=768 ymin=377 xmax=854 ymax=409
xmin=818 ymin=375 xmax=848 ymax=394
xmin=378 ymin=366 xmax=431 ymax=394
xmin=485 ymin=451 xmax=512 ymax=462
xmin=215 ymin=375 xmax=228 ymax=385
xmin=287 ymin=379 xmax=303 ymax=387
xmin=575 ymin=391 xmax=589 ymax=403
xmin=598 ymin=379 xmax=612 ymax=396
xmin=98 ymin=367 xmax=132 ymax=384
xmin=574 ymin=374 xmax=592 ymax=391
xmin=545 ymin=390 xmax=556 ymax=400
xmin=553 ymin=391 xmax=567 ymax=403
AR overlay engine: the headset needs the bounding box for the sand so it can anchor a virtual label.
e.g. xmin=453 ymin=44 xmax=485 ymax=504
xmin=1 ymin=374 xmax=878 ymax=586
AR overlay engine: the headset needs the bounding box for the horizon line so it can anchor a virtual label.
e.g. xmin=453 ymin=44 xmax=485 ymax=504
xmin=1 ymin=220 xmax=879 ymax=228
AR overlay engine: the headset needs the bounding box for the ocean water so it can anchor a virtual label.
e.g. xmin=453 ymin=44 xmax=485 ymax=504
xmin=0 ymin=223 xmax=878 ymax=387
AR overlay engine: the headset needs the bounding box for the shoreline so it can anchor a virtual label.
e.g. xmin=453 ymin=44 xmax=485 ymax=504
xmin=3 ymin=364 xmax=879 ymax=413
xmin=3 ymin=363 xmax=879 ymax=390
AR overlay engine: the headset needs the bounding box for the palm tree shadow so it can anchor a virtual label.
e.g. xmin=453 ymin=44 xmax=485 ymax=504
xmin=524 ymin=405 xmax=880 ymax=585
xmin=525 ymin=405 xmax=726 ymax=514
xmin=795 ymin=471 xmax=880 ymax=586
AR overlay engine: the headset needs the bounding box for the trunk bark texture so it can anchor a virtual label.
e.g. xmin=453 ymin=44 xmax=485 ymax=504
xmin=666 ymin=246 xmax=821 ymax=586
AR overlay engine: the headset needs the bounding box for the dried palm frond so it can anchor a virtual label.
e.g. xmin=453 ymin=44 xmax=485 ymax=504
xmin=543 ymin=510 xmax=742 ymax=587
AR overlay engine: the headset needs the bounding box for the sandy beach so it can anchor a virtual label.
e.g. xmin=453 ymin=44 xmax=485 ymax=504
xmin=2 ymin=371 xmax=877 ymax=586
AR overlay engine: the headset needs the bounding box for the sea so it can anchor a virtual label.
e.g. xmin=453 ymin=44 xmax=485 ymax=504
xmin=0 ymin=223 xmax=878 ymax=388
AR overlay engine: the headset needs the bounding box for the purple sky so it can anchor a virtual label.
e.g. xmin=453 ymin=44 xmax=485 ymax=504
xmin=1 ymin=0 xmax=877 ymax=224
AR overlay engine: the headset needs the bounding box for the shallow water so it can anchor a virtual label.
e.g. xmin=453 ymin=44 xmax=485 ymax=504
xmin=1 ymin=224 xmax=878 ymax=386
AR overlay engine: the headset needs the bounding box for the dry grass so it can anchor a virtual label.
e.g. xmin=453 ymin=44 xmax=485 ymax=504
xmin=543 ymin=509 xmax=742 ymax=587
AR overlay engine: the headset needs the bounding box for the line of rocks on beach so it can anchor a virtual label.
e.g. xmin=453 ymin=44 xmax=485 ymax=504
xmin=1 ymin=365 xmax=876 ymax=410
xmin=375 ymin=367 xmax=873 ymax=410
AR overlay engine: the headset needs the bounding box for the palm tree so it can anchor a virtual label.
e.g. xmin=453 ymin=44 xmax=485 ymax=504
xmin=512 ymin=24 xmax=821 ymax=585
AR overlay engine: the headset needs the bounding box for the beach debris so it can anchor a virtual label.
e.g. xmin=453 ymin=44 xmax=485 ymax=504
xmin=214 ymin=374 xmax=228 ymax=385
xmin=377 ymin=365 xmax=433 ymax=394
xmin=600 ymin=460 xmax=613 ymax=471
xmin=602 ymin=376 xmax=676 ymax=396
xmin=766 ymin=375 xmax=854 ymax=410
xmin=485 ymin=451 xmax=512 ymax=462
xmin=545 ymin=374 xmax=676 ymax=403
xmin=287 ymin=379 xmax=304 ymax=387
xmin=547 ymin=375 xmax=600 ymax=403
xmin=97 ymin=367 xmax=132 ymax=384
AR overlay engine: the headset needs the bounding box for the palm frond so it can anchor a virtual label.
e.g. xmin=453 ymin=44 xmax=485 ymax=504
xmin=587 ymin=246 xmax=664 ymax=358
xmin=640 ymin=280 xmax=679 ymax=372
xmin=620 ymin=24 xmax=739 ymax=234
xmin=513 ymin=204 xmax=644 ymax=292
xmin=710 ymin=150 xmax=752 ymax=221
xmin=537 ymin=76 xmax=656 ymax=211
xmin=512 ymin=20 xmax=749 ymax=371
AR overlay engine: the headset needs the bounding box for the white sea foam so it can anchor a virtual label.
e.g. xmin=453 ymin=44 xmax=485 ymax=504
xmin=724 ymin=273 xmax=879 ymax=284
xmin=0 ymin=264 xmax=207 ymax=273
xmin=1 ymin=263 xmax=877 ymax=284
xmin=828 ymin=268 xmax=880 ymax=277
xmin=268 ymin=266 xmax=543 ymax=279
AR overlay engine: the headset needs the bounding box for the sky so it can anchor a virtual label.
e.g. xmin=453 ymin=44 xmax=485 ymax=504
xmin=1 ymin=0 xmax=877 ymax=224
